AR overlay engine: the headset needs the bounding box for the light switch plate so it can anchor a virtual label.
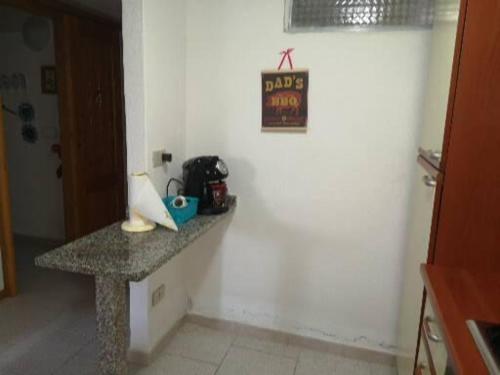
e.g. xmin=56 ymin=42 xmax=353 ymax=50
xmin=152 ymin=149 xmax=166 ymax=168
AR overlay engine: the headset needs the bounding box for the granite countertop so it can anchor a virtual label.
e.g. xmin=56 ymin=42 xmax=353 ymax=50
xmin=35 ymin=196 xmax=236 ymax=282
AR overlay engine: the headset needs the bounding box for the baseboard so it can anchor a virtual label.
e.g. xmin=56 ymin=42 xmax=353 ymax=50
xmin=186 ymin=314 xmax=396 ymax=366
xmin=127 ymin=315 xmax=187 ymax=365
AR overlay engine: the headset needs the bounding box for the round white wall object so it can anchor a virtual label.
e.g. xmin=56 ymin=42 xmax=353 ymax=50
xmin=22 ymin=16 xmax=51 ymax=52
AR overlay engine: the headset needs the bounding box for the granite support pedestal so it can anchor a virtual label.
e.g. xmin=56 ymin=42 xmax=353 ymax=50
xmin=96 ymin=275 xmax=129 ymax=375
xmin=35 ymin=196 xmax=236 ymax=375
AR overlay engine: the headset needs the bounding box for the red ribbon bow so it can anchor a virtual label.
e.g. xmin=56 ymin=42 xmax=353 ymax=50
xmin=278 ymin=48 xmax=295 ymax=70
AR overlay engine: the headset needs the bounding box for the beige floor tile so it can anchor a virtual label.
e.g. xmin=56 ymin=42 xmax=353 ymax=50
xmin=335 ymin=356 xmax=371 ymax=375
xmin=0 ymin=237 xmax=95 ymax=375
xmin=295 ymin=349 xmax=341 ymax=375
xmin=370 ymin=362 xmax=397 ymax=375
xmin=53 ymin=340 xmax=99 ymax=375
xmin=216 ymin=347 xmax=296 ymax=375
xmin=164 ymin=323 xmax=234 ymax=365
xmin=0 ymin=332 xmax=88 ymax=375
xmin=233 ymin=335 xmax=300 ymax=359
xmin=297 ymin=349 xmax=374 ymax=375
xmin=134 ymin=354 xmax=217 ymax=375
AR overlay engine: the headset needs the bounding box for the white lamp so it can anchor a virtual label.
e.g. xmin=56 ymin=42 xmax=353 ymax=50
xmin=121 ymin=173 xmax=178 ymax=233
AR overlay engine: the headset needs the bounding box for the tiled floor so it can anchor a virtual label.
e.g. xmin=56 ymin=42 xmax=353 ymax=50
xmin=0 ymin=237 xmax=397 ymax=375
xmin=0 ymin=236 xmax=96 ymax=375
xmin=129 ymin=322 xmax=397 ymax=375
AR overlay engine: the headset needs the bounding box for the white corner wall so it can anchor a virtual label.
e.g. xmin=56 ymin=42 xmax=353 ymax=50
xmin=183 ymin=0 xmax=430 ymax=353
xmin=143 ymin=0 xmax=186 ymax=194
xmin=122 ymin=0 xmax=146 ymax=175
xmin=0 ymin=25 xmax=64 ymax=240
xmin=122 ymin=0 xmax=188 ymax=356
xmin=122 ymin=0 xmax=431 ymax=357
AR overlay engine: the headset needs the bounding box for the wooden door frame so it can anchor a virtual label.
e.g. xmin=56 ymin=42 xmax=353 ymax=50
xmin=0 ymin=97 xmax=17 ymax=298
xmin=59 ymin=16 xmax=126 ymax=239
xmin=0 ymin=0 xmax=122 ymax=296
xmin=54 ymin=15 xmax=80 ymax=241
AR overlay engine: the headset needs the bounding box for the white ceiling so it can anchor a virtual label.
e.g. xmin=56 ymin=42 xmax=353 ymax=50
xmin=0 ymin=0 xmax=121 ymax=32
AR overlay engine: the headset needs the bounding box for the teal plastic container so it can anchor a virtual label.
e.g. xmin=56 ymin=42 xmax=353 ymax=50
xmin=162 ymin=196 xmax=199 ymax=226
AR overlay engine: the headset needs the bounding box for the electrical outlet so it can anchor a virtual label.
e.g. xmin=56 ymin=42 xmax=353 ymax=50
xmin=152 ymin=284 xmax=165 ymax=307
xmin=152 ymin=150 xmax=166 ymax=168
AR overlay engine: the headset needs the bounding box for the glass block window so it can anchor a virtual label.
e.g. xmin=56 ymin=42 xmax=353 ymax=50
xmin=285 ymin=0 xmax=437 ymax=32
xmin=434 ymin=0 xmax=460 ymax=22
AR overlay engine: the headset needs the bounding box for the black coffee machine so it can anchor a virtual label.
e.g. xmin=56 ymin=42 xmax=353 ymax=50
xmin=183 ymin=156 xmax=229 ymax=215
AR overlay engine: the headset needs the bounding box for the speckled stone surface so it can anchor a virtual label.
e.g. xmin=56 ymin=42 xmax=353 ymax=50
xmin=35 ymin=196 xmax=236 ymax=282
xmin=35 ymin=196 xmax=235 ymax=375
xmin=95 ymin=275 xmax=129 ymax=375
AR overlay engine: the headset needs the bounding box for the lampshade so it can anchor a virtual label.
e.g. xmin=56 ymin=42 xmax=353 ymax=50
xmin=122 ymin=173 xmax=178 ymax=233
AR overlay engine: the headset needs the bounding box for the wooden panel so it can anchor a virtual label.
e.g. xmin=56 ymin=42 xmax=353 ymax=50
xmin=434 ymin=0 xmax=500 ymax=270
xmin=425 ymin=0 xmax=469 ymax=265
xmin=57 ymin=16 xmax=126 ymax=240
xmin=438 ymin=0 xmax=469 ymax=171
xmin=0 ymin=97 xmax=17 ymax=298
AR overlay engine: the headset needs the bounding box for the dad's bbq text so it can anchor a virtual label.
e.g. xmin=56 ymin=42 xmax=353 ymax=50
xmin=261 ymin=70 xmax=308 ymax=130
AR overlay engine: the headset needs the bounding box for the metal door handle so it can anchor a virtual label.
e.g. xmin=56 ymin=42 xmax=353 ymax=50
xmin=423 ymin=316 xmax=442 ymax=342
xmin=429 ymin=151 xmax=442 ymax=161
xmin=418 ymin=148 xmax=442 ymax=170
xmin=422 ymin=175 xmax=437 ymax=188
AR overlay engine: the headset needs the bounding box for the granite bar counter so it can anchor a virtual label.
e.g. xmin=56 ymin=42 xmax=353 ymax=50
xmin=35 ymin=196 xmax=236 ymax=375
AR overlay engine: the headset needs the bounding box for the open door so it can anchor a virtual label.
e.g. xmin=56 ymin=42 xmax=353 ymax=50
xmin=55 ymin=15 xmax=126 ymax=240
xmin=0 ymin=97 xmax=17 ymax=298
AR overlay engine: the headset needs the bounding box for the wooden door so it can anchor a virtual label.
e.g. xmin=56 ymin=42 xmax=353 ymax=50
xmin=434 ymin=0 xmax=500 ymax=271
xmin=0 ymin=97 xmax=16 ymax=298
xmin=56 ymin=15 xmax=126 ymax=240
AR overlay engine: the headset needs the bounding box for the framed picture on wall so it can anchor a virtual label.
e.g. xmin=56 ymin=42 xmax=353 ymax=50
xmin=41 ymin=66 xmax=57 ymax=94
xmin=261 ymin=70 xmax=308 ymax=132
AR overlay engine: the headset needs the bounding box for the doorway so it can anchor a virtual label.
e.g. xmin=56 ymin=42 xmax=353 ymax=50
xmin=0 ymin=5 xmax=64 ymax=295
xmin=0 ymin=0 xmax=126 ymax=299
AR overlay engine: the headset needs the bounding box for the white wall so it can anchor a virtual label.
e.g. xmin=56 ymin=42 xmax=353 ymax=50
xmin=122 ymin=0 xmax=431 ymax=356
xmin=183 ymin=0 xmax=430 ymax=353
xmin=143 ymin=0 xmax=186 ymax=195
xmin=122 ymin=0 xmax=186 ymax=192
xmin=123 ymin=0 xmax=188 ymax=356
xmin=0 ymin=22 xmax=64 ymax=240
xmin=129 ymin=253 xmax=189 ymax=356
xmin=122 ymin=0 xmax=146 ymax=175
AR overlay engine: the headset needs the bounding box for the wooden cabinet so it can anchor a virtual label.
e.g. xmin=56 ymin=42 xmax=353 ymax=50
xmin=420 ymin=299 xmax=451 ymax=374
xmin=432 ymin=0 xmax=500 ymax=272
xmin=395 ymin=2 xmax=462 ymax=371
xmin=410 ymin=0 xmax=500 ymax=373
xmin=420 ymin=265 xmax=500 ymax=374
